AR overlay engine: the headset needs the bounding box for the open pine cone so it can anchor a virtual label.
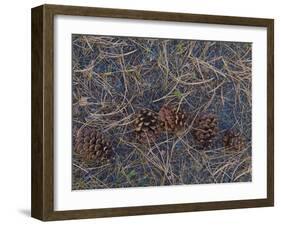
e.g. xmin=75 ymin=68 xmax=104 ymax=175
xmin=134 ymin=109 xmax=160 ymax=143
xmin=74 ymin=127 xmax=114 ymax=166
xmin=223 ymin=130 xmax=246 ymax=152
xmin=192 ymin=113 xmax=218 ymax=147
xmin=159 ymin=105 xmax=187 ymax=133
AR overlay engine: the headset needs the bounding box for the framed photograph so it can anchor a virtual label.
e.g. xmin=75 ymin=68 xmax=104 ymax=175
xmin=31 ymin=4 xmax=274 ymax=221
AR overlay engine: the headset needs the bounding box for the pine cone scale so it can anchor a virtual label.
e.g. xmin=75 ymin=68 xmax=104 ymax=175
xmin=223 ymin=130 xmax=246 ymax=152
xmin=159 ymin=105 xmax=187 ymax=133
xmin=134 ymin=109 xmax=160 ymax=143
xmin=74 ymin=127 xmax=114 ymax=166
xmin=192 ymin=113 xmax=218 ymax=148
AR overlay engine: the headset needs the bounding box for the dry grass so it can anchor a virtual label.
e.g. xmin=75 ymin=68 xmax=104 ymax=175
xmin=72 ymin=34 xmax=252 ymax=190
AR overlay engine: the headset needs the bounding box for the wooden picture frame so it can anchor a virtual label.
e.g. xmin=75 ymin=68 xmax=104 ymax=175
xmin=31 ymin=4 xmax=274 ymax=221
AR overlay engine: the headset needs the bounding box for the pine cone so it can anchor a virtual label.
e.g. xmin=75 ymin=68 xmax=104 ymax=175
xmin=134 ymin=109 xmax=159 ymax=142
xmin=192 ymin=113 xmax=218 ymax=147
xmin=74 ymin=127 xmax=114 ymax=166
xmin=223 ymin=130 xmax=245 ymax=152
xmin=159 ymin=105 xmax=187 ymax=132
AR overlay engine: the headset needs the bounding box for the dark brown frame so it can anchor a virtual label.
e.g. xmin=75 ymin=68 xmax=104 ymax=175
xmin=31 ymin=4 xmax=274 ymax=221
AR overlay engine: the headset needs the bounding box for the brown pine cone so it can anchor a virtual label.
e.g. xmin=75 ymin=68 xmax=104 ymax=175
xmin=223 ymin=130 xmax=246 ymax=152
xmin=192 ymin=113 xmax=218 ymax=147
xmin=134 ymin=109 xmax=159 ymax=143
xmin=159 ymin=105 xmax=187 ymax=132
xmin=74 ymin=127 xmax=114 ymax=166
